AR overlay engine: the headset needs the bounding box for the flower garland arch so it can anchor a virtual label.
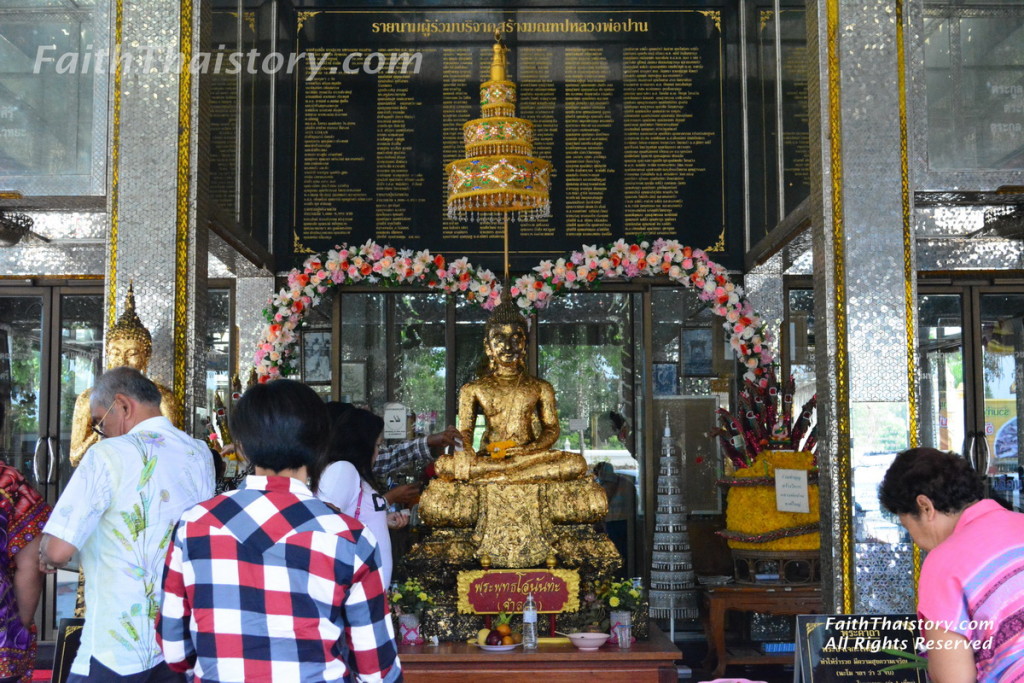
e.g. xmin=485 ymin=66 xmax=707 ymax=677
xmin=254 ymin=238 xmax=773 ymax=383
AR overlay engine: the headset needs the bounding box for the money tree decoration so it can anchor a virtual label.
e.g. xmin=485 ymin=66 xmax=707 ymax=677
xmin=711 ymin=367 xmax=817 ymax=472
xmin=712 ymin=368 xmax=821 ymax=564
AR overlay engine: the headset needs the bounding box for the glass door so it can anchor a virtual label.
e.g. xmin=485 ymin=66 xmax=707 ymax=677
xmin=918 ymin=292 xmax=967 ymax=455
xmin=918 ymin=282 xmax=1024 ymax=512
xmin=0 ymin=291 xmax=49 ymax=489
xmin=45 ymin=287 xmax=104 ymax=635
xmin=976 ymin=291 xmax=1024 ymax=511
xmin=0 ymin=285 xmax=103 ymax=639
xmin=538 ymin=291 xmax=638 ymax=577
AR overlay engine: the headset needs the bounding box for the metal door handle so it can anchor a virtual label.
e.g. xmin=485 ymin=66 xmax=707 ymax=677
xmin=976 ymin=434 xmax=991 ymax=476
xmin=31 ymin=437 xmax=45 ymax=483
xmin=46 ymin=436 xmax=58 ymax=484
xmin=963 ymin=433 xmax=976 ymax=465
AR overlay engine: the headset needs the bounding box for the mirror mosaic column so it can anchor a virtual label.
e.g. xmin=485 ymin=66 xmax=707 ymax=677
xmin=107 ymin=0 xmax=210 ymax=426
xmin=806 ymin=0 xmax=919 ymax=614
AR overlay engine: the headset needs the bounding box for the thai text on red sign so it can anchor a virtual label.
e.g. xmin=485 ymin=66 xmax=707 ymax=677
xmin=458 ymin=569 xmax=578 ymax=614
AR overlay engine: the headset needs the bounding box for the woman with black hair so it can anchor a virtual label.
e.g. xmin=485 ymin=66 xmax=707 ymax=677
xmin=313 ymin=402 xmax=407 ymax=587
xmin=156 ymin=379 xmax=401 ymax=681
xmin=878 ymin=447 xmax=1024 ymax=682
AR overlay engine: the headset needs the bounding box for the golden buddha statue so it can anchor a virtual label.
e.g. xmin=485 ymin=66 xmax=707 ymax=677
xmin=415 ymin=290 xmax=618 ymax=569
xmin=70 ymin=284 xmax=182 ymax=465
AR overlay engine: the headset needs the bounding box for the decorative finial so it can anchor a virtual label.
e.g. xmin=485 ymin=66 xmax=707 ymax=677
xmin=545 ymin=553 xmax=557 ymax=569
xmin=445 ymin=25 xmax=551 ymax=225
xmin=480 ymin=553 xmax=492 ymax=570
xmin=107 ymin=282 xmax=153 ymax=353
xmin=490 ymin=31 xmax=509 ymax=82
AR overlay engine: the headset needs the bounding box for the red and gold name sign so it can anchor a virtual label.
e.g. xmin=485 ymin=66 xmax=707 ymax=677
xmin=457 ymin=569 xmax=580 ymax=614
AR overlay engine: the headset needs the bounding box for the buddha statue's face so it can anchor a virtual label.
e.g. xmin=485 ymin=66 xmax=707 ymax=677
xmin=107 ymin=336 xmax=151 ymax=372
xmin=485 ymin=322 xmax=527 ymax=371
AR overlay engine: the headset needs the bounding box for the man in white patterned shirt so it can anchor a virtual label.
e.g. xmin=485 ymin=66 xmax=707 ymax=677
xmin=40 ymin=367 xmax=215 ymax=682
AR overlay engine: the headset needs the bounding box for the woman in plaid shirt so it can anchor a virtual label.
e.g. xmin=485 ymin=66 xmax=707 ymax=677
xmin=156 ymin=380 xmax=402 ymax=682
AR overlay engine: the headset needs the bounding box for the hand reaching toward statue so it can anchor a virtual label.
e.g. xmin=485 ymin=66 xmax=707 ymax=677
xmin=386 ymin=510 xmax=410 ymax=530
xmin=385 ymin=483 xmax=422 ymax=506
xmin=426 ymin=425 xmax=463 ymax=454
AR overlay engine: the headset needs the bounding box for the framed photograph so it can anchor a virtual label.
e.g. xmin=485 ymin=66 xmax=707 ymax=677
xmin=788 ymin=312 xmax=810 ymax=365
xmin=302 ymin=331 xmax=332 ymax=384
xmin=654 ymin=396 xmax=722 ymax=513
xmin=340 ymin=361 xmax=368 ymax=403
xmin=653 ymin=362 xmax=679 ymax=395
xmin=712 ymin=323 xmax=734 ymax=375
xmin=680 ymin=326 xmax=714 ymax=377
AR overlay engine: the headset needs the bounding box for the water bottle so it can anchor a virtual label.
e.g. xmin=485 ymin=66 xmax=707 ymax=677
xmin=522 ymin=592 xmax=538 ymax=649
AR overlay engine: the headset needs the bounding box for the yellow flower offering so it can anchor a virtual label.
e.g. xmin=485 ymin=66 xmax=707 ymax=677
xmin=485 ymin=440 xmax=516 ymax=459
xmin=724 ymin=450 xmax=820 ymax=551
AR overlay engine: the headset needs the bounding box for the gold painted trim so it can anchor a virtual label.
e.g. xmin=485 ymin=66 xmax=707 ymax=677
xmin=297 ymin=11 xmax=320 ymax=32
xmin=825 ymin=0 xmax=853 ymax=614
xmin=0 ymin=275 xmax=102 ymax=281
xmin=697 ymin=10 xmax=722 ymax=33
xmin=173 ymin=0 xmax=195 ymax=410
xmin=759 ymin=10 xmax=774 ymax=33
xmin=54 ymin=623 xmax=84 ymax=683
xmin=706 ymin=230 xmax=726 ymax=253
xmin=893 ymin=0 xmax=924 ymax=585
xmin=294 ymin=230 xmax=314 ymax=254
xmin=896 ymin=0 xmax=917 ymax=450
xmin=107 ymin=0 xmax=124 ymax=328
xmin=456 ymin=569 xmax=580 ymax=614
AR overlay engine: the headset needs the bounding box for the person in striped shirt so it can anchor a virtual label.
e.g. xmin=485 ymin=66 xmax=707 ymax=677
xmin=879 ymin=447 xmax=1024 ymax=683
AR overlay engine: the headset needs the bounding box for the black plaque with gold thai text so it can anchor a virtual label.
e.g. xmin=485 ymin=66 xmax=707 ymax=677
xmin=285 ymin=8 xmax=741 ymax=272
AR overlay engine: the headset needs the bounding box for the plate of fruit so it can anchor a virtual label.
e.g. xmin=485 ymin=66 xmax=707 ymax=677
xmin=476 ymin=642 xmax=521 ymax=652
xmin=474 ymin=612 xmax=523 ymax=651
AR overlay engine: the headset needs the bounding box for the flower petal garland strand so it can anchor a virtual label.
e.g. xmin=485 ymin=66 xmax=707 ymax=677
xmin=254 ymin=238 xmax=773 ymax=383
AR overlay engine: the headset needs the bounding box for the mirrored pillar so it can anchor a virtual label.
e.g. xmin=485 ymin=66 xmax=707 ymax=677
xmin=107 ymin=0 xmax=210 ymax=428
xmin=806 ymin=0 xmax=918 ymax=613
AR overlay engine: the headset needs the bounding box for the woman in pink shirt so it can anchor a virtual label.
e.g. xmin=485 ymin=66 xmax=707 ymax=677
xmin=879 ymin=447 xmax=1024 ymax=683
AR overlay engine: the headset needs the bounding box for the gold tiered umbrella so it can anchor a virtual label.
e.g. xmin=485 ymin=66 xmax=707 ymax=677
xmin=445 ymin=32 xmax=552 ymax=276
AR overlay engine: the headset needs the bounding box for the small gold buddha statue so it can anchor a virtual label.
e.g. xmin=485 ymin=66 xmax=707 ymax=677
xmin=415 ymin=290 xmax=618 ymax=569
xmin=70 ymin=284 xmax=182 ymax=466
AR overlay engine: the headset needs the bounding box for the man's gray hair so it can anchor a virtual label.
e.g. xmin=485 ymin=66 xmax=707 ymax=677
xmin=91 ymin=366 xmax=162 ymax=407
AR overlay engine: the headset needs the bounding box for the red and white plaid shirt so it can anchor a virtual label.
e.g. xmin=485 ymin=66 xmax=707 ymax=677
xmin=157 ymin=475 xmax=402 ymax=682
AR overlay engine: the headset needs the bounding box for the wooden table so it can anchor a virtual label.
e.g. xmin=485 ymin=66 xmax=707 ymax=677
xmin=702 ymin=584 xmax=823 ymax=677
xmin=397 ymin=625 xmax=681 ymax=682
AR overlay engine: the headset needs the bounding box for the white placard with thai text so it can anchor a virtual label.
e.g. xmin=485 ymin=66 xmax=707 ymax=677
xmin=383 ymin=402 xmax=407 ymax=440
xmin=568 ymin=418 xmax=587 ymax=432
xmin=775 ymin=468 xmax=810 ymax=513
